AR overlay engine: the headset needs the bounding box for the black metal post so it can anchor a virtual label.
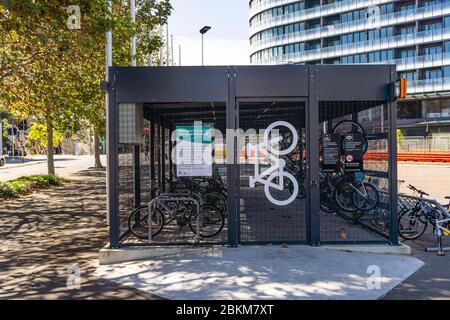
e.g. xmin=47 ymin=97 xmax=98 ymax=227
xmin=133 ymin=144 xmax=141 ymax=208
xmin=158 ymin=119 xmax=163 ymax=192
xmin=150 ymin=114 xmax=156 ymax=199
xmin=227 ymin=67 xmax=238 ymax=247
xmin=169 ymin=123 xmax=173 ymax=184
xmin=161 ymin=119 xmax=166 ymax=192
xmin=307 ymin=66 xmax=321 ymax=246
xmin=107 ymin=68 xmax=120 ymax=248
xmin=388 ymin=66 xmax=399 ymax=246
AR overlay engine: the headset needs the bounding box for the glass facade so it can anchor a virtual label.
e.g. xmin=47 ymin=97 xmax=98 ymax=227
xmin=249 ymin=0 xmax=450 ymax=135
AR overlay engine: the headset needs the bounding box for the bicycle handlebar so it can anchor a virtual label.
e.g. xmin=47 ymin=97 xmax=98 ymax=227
xmin=407 ymin=184 xmax=430 ymax=197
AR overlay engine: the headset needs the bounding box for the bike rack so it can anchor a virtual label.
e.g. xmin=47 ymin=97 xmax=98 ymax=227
xmin=397 ymin=193 xmax=450 ymax=255
xmin=148 ymin=194 xmax=201 ymax=243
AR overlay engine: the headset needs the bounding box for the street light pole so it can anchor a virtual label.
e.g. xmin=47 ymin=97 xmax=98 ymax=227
xmin=199 ymin=26 xmax=211 ymax=67
xmin=131 ymin=0 xmax=136 ymax=66
xmin=171 ymin=34 xmax=174 ymax=66
xmin=166 ymin=23 xmax=169 ymax=66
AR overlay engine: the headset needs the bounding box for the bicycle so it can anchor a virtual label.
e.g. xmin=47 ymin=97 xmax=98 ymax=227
xmin=128 ymin=192 xmax=224 ymax=240
xmin=398 ymin=184 xmax=450 ymax=241
xmin=334 ymin=164 xmax=379 ymax=212
xmin=248 ymin=121 xmax=299 ymax=206
xmin=168 ymin=176 xmax=228 ymax=219
xmin=319 ymin=170 xmax=340 ymax=213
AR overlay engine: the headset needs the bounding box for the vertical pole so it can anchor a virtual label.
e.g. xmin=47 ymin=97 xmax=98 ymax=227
xmin=11 ymin=118 xmax=15 ymax=160
xmin=389 ymin=66 xmax=399 ymax=246
xmin=150 ymin=115 xmax=156 ymax=199
xmin=107 ymin=72 xmax=119 ymax=248
xmin=166 ymin=23 xmax=169 ymax=66
xmin=161 ymin=119 xmax=166 ymax=192
xmin=171 ymin=35 xmax=174 ymax=66
xmin=134 ymin=145 xmax=141 ymax=209
xmin=307 ymin=66 xmax=321 ymax=246
xmin=159 ymin=25 xmax=164 ymax=66
xmin=179 ymin=45 xmax=181 ymax=66
xmin=158 ymin=120 xmax=163 ymax=191
xmin=148 ymin=27 xmax=153 ymax=66
xmin=0 ymin=122 xmax=2 ymax=157
xmin=106 ymin=0 xmax=113 ymax=227
xmin=227 ymin=67 xmax=238 ymax=247
xmin=201 ymin=34 xmax=204 ymax=66
xmin=169 ymin=124 xmax=173 ymax=184
xmin=131 ymin=0 xmax=136 ymax=66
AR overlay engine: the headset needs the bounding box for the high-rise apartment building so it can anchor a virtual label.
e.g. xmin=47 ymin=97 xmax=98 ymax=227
xmin=249 ymin=0 xmax=450 ymax=136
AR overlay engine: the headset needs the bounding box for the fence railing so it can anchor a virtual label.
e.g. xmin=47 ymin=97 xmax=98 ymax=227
xmin=398 ymin=136 xmax=450 ymax=152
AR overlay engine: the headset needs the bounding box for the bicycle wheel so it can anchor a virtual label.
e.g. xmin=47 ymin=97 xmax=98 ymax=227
xmin=336 ymin=207 xmax=364 ymax=222
xmin=319 ymin=173 xmax=336 ymax=213
xmin=398 ymin=210 xmax=428 ymax=240
xmin=189 ymin=205 xmax=225 ymax=238
xmin=335 ymin=179 xmax=358 ymax=212
xmin=332 ymin=120 xmax=368 ymax=153
xmin=203 ymin=191 xmax=228 ymax=218
xmin=128 ymin=206 xmax=165 ymax=239
xmin=352 ymin=182 xmax=379 ymax=211
xmin=320 ymin=188 xmax=336 ymax=213
xmin=287 ymin=173 xmax=305 ymax=199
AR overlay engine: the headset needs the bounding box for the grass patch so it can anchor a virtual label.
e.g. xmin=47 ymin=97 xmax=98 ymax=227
xmin=0 ymin=175 xmax=68 ymax=199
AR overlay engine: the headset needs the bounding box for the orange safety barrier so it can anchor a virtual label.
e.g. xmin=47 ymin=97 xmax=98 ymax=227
xmin=364 ymin=151 xmax=450 ymax=163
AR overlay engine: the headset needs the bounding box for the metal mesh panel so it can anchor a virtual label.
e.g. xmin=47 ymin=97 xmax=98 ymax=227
xmin=319 ymin=101 xmax=391 ymax=243
xmin=117 ymin=103 xmax=141 ymax=239
xmin=238 ymin=101 xmax=307 ymax=243
xmin=120 ymin=102 xmax=228 ymax=246
xmin=140 ymin=119 xmax=152 ymax=205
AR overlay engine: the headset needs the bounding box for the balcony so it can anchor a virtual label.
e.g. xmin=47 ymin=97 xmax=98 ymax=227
xmin=408 ymin=77 xmax=450 ymax=94
xmin=250 ymin=0 xmax=395 ymax=36
xmin=252 ymin=27 xmax=450 ymax=64
xmin=383 ymin=52 xmax=450 ymax=72
xmin=250 ymin=2 xmax=450 ymax=53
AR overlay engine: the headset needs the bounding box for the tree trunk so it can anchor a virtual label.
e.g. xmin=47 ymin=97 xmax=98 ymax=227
xmin=93 ymin=126 xmax=103 ymax=168
xmin=46 ymin=119 xmax=55 ymax=175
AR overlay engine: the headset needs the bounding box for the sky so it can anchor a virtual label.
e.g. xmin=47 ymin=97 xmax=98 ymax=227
xmin=168 ymin=0 xmax=250 ymax=66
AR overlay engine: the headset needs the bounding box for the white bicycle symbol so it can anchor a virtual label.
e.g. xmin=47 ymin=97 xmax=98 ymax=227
xmin=248 ymin=121 xmax=299 ymax=206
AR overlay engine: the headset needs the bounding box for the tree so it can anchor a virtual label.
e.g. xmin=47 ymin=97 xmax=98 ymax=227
xmin=0 ymin=0 xmax=172 ymax=173
xmin=28 ymin=123 xmax=64 ymax=153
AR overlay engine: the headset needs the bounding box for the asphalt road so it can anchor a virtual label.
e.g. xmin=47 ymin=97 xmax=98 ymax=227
xmin=2 ymin=157 xmax=448 ymax=203
xmin=0 ymin=155 xmax=107 ymax=181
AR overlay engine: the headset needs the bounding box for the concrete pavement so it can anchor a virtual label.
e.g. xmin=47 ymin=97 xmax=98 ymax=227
xmin=0 ymin=162 xmax=449 ymax=299
xmin=95 ymin=246 xmax=424 ymax=300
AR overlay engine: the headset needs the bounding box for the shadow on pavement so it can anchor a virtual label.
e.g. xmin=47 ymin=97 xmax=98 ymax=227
xmin=0 ymin=168 xmax=161 ymax=300
xmin=382 ymin=231 xmax=450 ymax=300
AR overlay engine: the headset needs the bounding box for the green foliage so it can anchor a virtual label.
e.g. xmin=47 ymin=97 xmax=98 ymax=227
xmin=27 ymin=123 xmax=63 ymax=149
xmin=0 ymin=0 xmax=173 ymax=157
xmin=397 ymin=129 xmax=405 ymax=147
xmin=0 ymin=174 xmax=67 ymax=199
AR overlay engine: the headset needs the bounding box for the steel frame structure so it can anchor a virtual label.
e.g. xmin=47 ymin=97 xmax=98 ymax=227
xmin=106 ymin=65 xmax=398 ymax=248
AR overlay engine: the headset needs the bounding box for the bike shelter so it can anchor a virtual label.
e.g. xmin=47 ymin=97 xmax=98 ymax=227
xmin=106 ymin=65 xmax=398 ymax=248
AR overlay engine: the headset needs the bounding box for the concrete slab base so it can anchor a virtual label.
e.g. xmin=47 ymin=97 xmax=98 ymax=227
xmin=99 ymin=244 xmax=214 ymax=265
xmin=320 ymin=243 xmax=411 ymax=255
xmin=95 ymin=246 xmax=424 ymax=300
xmin=99 ymin=243 xmax=411 ymax=265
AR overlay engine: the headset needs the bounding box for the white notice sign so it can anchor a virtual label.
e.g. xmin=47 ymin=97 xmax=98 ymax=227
xmin=175 ymin=124 xmax=213 ymax=177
